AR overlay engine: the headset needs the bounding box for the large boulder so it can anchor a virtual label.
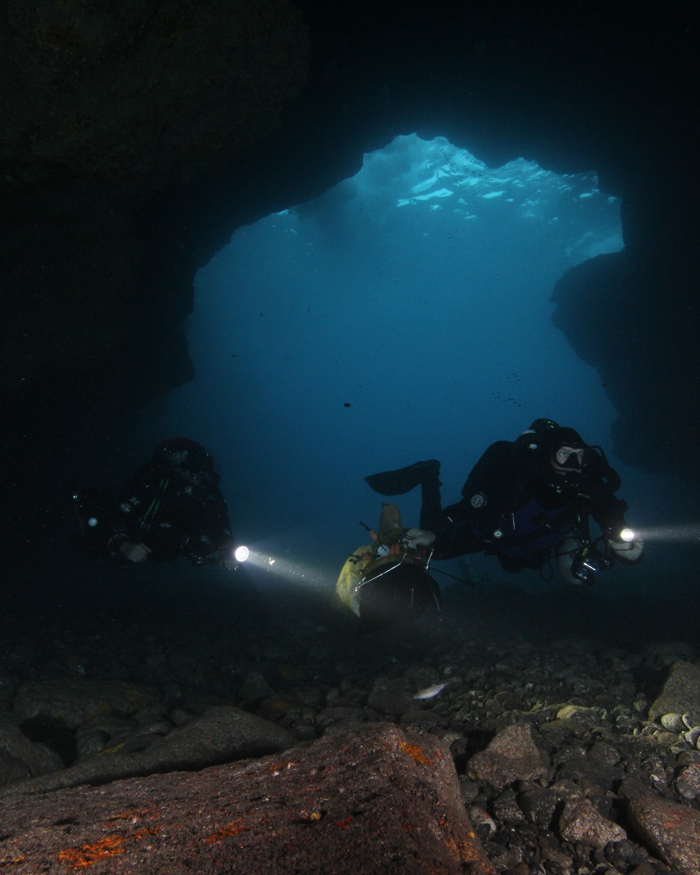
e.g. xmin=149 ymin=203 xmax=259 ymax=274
xmin=0 ymin=722 xmax=496 ymax=874
xmin=0 ymin=705 xmax=296 ymax=797
xmin=626 ymin=793 xmax=700 ymax=875
xmin=648 ymin=660 xmax=700 ymax=725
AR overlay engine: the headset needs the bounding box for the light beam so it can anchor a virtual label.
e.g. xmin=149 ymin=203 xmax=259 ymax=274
xmin=237 ymin=547 xmax=332 ymax=588
xmin=629 ymin=524 xmax=700 ymax=543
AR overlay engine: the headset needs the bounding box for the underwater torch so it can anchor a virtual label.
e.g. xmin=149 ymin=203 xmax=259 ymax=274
xmin=234 ymin=545 xmax=250 ymax=563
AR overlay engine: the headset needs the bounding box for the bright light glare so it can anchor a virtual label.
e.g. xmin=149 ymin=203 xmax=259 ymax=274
xmin=234 ymin=545 xmax=250 ymax=562
xmin=619 ymin=527 xmax=635 ymax=543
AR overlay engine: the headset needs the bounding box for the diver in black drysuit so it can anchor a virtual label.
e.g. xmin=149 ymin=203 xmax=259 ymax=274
xmin=365 ymin=419 xmax=644 ymax=584
xmin=74 ymin=438 xmax=237 ymax=569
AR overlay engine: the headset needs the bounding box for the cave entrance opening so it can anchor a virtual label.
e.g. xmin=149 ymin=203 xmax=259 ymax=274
xmin=158 ymin=134 xmax=624 ymax=585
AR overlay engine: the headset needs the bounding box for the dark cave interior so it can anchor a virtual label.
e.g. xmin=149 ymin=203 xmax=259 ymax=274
xmin=2 ymin=0 xmax=700 ymax=562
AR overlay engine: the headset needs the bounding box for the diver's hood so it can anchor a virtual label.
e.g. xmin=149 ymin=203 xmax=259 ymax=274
xmin=153 ymin=438 xmax=217 ymax=481
xmin=551 ymin=427 xmax=585 ymax=449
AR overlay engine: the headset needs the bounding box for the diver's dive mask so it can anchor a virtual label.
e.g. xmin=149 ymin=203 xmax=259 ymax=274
xmin=552 ymin=445 xmax=588 ymax=473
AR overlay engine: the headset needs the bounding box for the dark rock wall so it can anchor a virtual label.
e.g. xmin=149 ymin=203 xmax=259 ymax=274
xmin=2 ymin=0 xmax=309 ymax=402
xmin=552 ymin=248 xmax=699 ymax=476
xmin=1 ymin=0 xmax=699 ymax=536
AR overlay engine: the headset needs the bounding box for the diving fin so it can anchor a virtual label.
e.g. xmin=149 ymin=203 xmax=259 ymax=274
xmin=364 ymin=460 xmax=441 ymax=496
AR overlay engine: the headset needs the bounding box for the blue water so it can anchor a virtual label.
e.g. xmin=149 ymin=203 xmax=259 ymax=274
xmin=154 ymin=135 xmax=680 ymax=598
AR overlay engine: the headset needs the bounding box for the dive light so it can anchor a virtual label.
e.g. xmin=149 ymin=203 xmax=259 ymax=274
xmin=619 ymin=527 xmax=636 ymax=543
xmin=234 ymin=545 xmax=250 ymax=563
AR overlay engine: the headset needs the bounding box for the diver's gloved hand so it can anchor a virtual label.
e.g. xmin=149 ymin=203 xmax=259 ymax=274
xmin=401 ymin=528 xmax=436 ymax=549
xmin=119 ymin=541 xmax=152 ymax=563
xmin=606 ymin=534 xmax=644 ymax=563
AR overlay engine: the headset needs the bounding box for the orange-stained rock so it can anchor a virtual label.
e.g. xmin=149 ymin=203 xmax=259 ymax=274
xmin=0 ymin=722 xmax=497 ymax=874
xmin=626 ymin=793 xmax=700 ymax=875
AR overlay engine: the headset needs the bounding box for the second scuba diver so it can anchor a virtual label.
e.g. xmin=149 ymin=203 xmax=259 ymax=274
xmin=365 ymin=418 xmax=644 ymax=586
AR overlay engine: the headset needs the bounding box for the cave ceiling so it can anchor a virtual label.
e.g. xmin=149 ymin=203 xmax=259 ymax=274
xmin=1 ymin=0 xmax=699 ymax=482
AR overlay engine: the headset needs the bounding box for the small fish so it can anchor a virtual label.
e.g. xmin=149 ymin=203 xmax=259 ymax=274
xmin=414 ymin=682 xmax=450 ymax=700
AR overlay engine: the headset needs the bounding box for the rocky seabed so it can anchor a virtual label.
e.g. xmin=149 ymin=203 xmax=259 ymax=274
xmin=1 ymin=582 xmax=700 ymax=874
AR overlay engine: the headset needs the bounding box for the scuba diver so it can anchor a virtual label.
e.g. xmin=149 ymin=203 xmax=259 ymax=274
xmin=335 ymin=502 xmax=441 ymax=629
xmin=74 ymin=438 xmax=239 ymax=570
xmin=365 ymin=419 xmax=644 ymax=586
